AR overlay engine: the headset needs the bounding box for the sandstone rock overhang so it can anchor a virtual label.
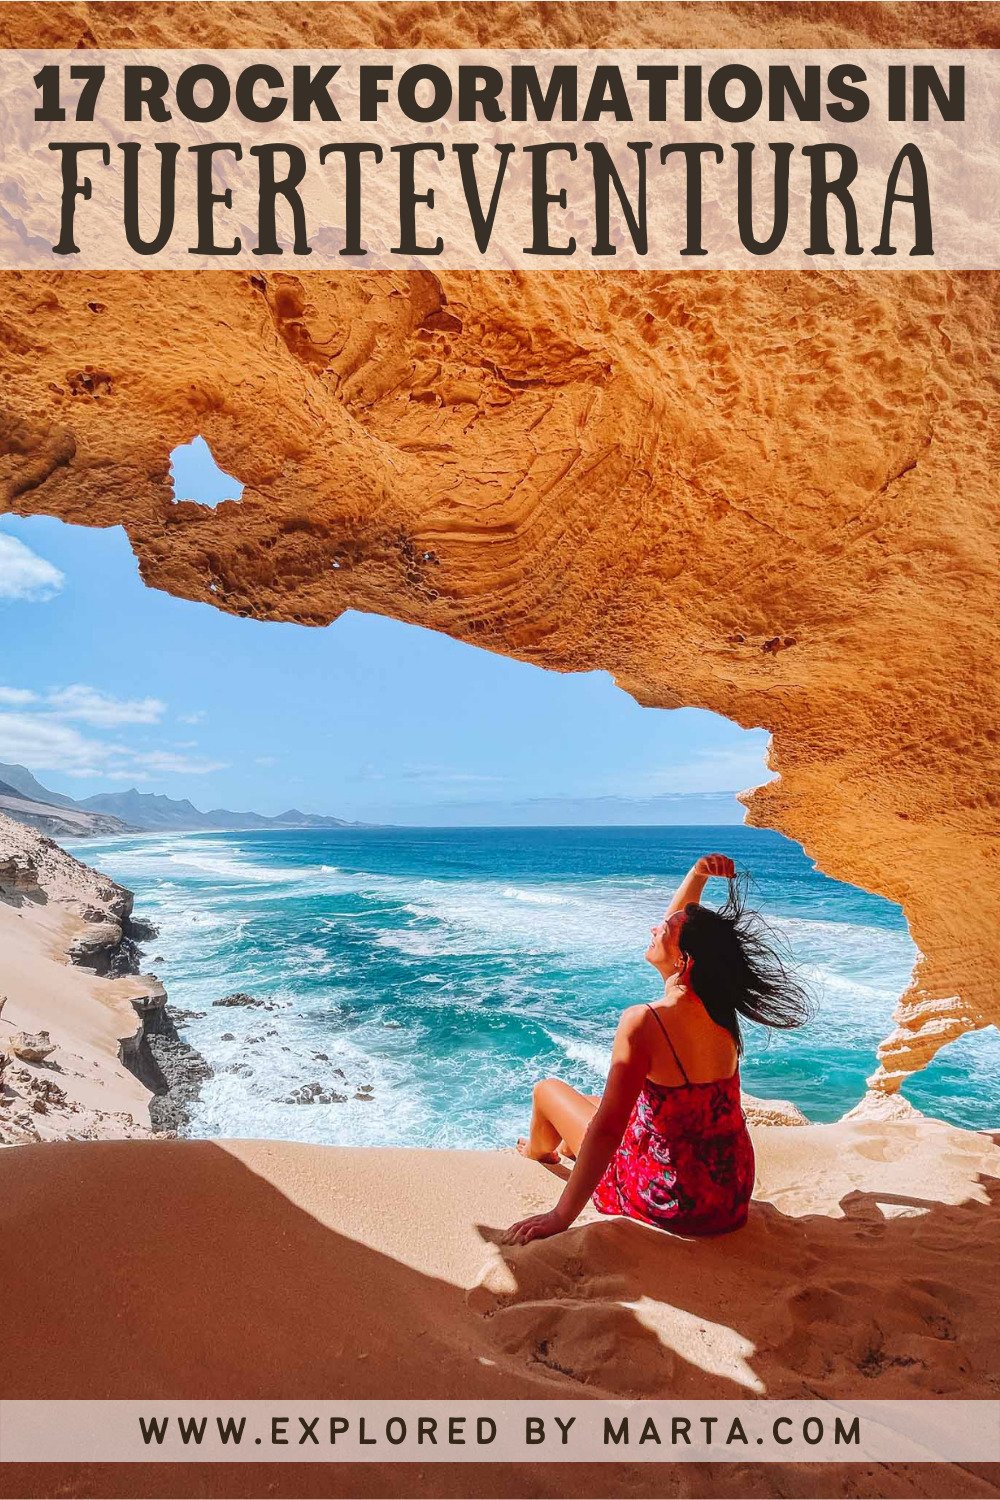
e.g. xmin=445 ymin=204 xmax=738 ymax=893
xmin=1 ymin=2 xmax=997 ymax=1097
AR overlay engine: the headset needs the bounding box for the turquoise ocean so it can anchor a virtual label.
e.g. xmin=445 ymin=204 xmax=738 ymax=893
xmin=78 ymin=825 xmax=999 ymax=1140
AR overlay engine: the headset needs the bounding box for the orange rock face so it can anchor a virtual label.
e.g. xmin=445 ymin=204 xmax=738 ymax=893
xmin=1 ymin=3 xmax=998 ymax=1099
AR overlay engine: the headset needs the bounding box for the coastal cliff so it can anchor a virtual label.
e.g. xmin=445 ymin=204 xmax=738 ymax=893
xmin=1 ymin=2 xmax=996 ymax=1101
xmin=0 ymin=811 xmax=206 ymax=1142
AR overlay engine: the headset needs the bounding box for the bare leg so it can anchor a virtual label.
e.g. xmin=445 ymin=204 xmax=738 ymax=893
xmin=517 ymin=1078 xmax=600 ymax=1162
xmin=556 ymin=1096 xmax=601 ymax=1160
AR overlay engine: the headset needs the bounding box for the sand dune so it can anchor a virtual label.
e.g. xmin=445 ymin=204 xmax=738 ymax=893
xmin=2 ymin=1117 xmax=998 ymax=1498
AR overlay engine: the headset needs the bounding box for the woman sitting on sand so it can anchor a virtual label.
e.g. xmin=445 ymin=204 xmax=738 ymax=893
xmin=505 ymin=854 xmax=810 ymax=1246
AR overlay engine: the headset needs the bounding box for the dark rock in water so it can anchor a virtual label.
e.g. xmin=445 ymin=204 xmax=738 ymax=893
xmin=172 ymin=1008 xmax=205 ymax=1022
xmin=226 ymin=1063 xmax=253 ymax=1078
xmin=332 ymin=1067 xmax=346 ymax=1080
xmin=358 ymin=1083 xmax=374 ymax=1093
xmin=285 ymin=1083 xmax=319 ymax=1104
xmin=312 ymin=1052 xmax=329 ymax=1062
xmin=220 ymin=1032 xmax=235 ymax=1041
xmin=127 ymin=916 xmax=159 ymax=944
xmin=152 ymin=955 xmax=166 ymax=965
xmin=213 ymin=992 xmax=272 ymax=1010
xmin=354 ymin=1090 xmax=375 ymax=1102
xmin=284 ymin=1081 xmax=348 ymax=1105
xmin=107 ymin=935 xmax=144 ymax=978
xmin=147 ymin=1022 xmax=213 ymax=1134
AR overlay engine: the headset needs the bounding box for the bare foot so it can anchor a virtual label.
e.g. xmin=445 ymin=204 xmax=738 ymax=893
xmin=516 ymin=1138 xmax=560 ymax=1164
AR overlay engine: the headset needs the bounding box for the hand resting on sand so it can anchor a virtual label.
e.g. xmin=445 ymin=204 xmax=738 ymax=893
xmin=503 ymin=1207 xmax=571 ymax=1246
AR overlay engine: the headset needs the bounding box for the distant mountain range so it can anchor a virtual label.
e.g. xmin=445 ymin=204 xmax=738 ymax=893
xmin=0 ymin=774 xmax=130 ymax=839
xmin=0 ymin=762 xmax=359 ymax=838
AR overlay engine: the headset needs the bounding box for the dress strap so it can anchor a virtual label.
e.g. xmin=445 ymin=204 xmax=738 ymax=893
xmin=645 ymin=1003 xmax=690 ymax=1085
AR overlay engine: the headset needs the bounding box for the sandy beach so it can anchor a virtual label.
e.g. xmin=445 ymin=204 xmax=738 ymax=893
xmin=2 ymin=814 xmax=999 ymax=1498
xmin=3 ymin=1121 xmax=999 ymax=1498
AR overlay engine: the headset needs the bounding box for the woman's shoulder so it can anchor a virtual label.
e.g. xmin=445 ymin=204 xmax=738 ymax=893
xmin=641 ymin=993 xmax=687 ymax=1021
xmin=619 ymin=999 xmax=680 ymax=1034
xmin=616 ymin=1002 xmax=657 ymax=1038
xmin=645 ymin=990 xmax=721 ymax=1038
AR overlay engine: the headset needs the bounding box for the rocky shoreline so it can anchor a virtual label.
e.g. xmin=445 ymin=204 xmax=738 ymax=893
xmin=45 ymin=849 xmax=218 ymax=1136
xmin=1 ymin=812 xmax=380 ymax=1140
xmin=148 ymin=1019 xmax=214 ymax=1134
xmin=0 ymin=811 xmax=213 ymax=1142
xmin=117 ymin=981 xmax=214 ymax=1136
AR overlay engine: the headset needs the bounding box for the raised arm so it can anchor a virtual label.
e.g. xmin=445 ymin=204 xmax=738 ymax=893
xmin=665 ymin=852 xmax=736 ymax=917
xmin=503 ymin=1007 xmax=650 ymax=1245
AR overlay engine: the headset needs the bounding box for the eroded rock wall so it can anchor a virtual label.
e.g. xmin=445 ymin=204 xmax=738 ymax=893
xmin=1 ymin=3 xmax=997 ymax=1096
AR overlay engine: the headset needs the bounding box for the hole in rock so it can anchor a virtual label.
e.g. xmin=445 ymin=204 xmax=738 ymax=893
xmin=0 ymin=509 xmax=948 ymax=1149
xmin=170 ymin=435 xmax=244 ymax=507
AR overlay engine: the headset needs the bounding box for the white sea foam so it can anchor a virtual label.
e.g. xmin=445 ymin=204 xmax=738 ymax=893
xmin=188 ymin=1021 xmax=430 ymax=1147
xmin=545 ymin=1030 xmax=610 ymax=1081
xmin=167 ymin=849 xmax=301 ymax=884
xmin=500 ymin=886 xmax=571 ymax=906
xmin=78 ymin=828 xmax=945 ymax=1144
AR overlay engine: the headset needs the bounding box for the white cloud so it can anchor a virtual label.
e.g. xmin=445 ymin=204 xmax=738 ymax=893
xmin=178 ymin=710 xmax=206 ymax=725
xmin=0 ymin=712 xmax=111 ymax=776
xmin=0 ymin=710 xmax=226 ymax=781
xmin=132 ymin=750 xmax=227 ymax=776
xmin=0 ymin=534 xmax=65 ymax=603
xmin=0 ymin=683 xmax=167 ymax=727
xmin=47 ymin=684 xmax=165 ymax=727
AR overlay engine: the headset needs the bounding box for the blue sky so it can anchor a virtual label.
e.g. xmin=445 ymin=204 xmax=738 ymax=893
xmin=0 ymin=438 xmax=770 ymax=825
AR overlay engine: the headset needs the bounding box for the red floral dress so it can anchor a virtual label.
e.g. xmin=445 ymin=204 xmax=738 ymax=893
xmin=593 ymin=1010 xmax=755 ymax=1237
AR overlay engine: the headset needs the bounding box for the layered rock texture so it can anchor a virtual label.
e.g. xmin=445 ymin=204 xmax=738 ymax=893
xmin=0 ymin=2 xmax=997 ymax=1098
xmin=0 ymin=811 xmax=157 ymax=1141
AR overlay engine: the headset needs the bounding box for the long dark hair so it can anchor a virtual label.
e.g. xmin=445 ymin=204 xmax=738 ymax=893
xmin=677 ymin=873 xmax=811 ymax=1055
